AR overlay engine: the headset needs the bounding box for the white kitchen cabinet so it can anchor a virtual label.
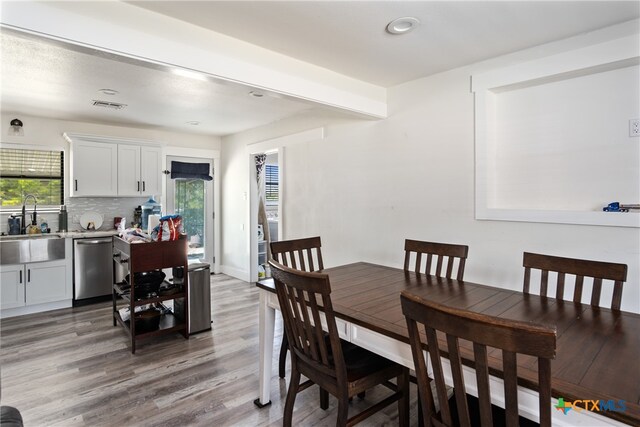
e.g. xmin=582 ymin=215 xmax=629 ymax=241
xmin=117 ymin=144 xmax=142 ymax=196
xmin=140 ymin=146 xmax=162 ymax=196
xmin=117 ymin=144 xmax=162 ymax=196
xmin=66 ymin=133 xmax=162 ymax=197
xmin=0 ymin=260 xmax=67 ymax=309
xmin=25 ymin=260 xmax=68 ymax=305
xmin=0 ymin=265 xmax=25 ymax=309
xmin=70 ymin=140 xmax=118 ymax=197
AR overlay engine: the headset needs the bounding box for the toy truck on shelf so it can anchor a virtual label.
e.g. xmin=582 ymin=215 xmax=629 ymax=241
xmin=602 ymin=202 xmax=640 ymax=212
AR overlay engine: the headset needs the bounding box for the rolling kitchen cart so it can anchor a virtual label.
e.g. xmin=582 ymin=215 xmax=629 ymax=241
xmin=112 ymin=235 xmax=189 ymax=354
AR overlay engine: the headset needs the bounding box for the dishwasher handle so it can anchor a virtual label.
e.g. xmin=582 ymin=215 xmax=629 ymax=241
xmin=76 ymin=239 xmax=112 ymax=245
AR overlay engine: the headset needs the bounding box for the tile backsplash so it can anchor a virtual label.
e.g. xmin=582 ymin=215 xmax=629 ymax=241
xmin=65 ymin=196 xmax=150 ymax=230
xmin=1 ymin=196 xmax=151 ymax=233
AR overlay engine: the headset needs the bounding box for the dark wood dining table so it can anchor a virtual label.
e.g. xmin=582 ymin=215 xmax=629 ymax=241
xmin=255 ymin=262 xmax=640 ymax=426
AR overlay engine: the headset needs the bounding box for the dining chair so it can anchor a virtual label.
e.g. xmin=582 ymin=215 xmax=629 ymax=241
xmin=401 ymin=291 xmax=557 ymax=427
xmin=270 ymin=236 xmax=324 ymax=378
xmin=523 ymin=252 xmax=628 ymax=310
xmin=404 ymin=239 xmax=469 ymax=280
xmin=270 ymin=260 xmax=409 ymax=426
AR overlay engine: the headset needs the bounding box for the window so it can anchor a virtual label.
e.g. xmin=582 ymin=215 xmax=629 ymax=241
xmin=0 ymin=148 xmax=64 ymax=209
xmin=265 ymin=164 xmax=279 ymax=204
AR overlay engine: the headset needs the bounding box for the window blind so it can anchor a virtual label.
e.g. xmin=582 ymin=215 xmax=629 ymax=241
xmin=265 ymin=164 xmax=278 ymax=202
xmin=0 ymin=148 xmax=64 ymax=207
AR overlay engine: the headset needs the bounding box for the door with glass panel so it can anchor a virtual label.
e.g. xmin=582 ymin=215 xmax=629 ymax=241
xmin=165 ymin=156 xmax=214 ymax=265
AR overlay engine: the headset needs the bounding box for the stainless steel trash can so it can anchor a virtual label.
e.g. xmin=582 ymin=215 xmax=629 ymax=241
xmin=174 ymin=262 xmax=211 ymax=334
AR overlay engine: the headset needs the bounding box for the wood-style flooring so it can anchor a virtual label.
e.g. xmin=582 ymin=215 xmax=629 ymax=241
xmin=1 ymin=274 xmax=419 ymax=426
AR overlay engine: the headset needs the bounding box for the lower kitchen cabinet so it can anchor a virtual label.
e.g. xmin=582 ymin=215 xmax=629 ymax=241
xmin=0 ymin=260 xmax=67 ymax=310
xmin=0 ymin=265 xmax=25 ymax=309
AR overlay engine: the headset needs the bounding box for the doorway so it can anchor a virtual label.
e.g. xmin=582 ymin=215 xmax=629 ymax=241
xmin=165 ymin=155 xmax=214 ymax=267
xmin=250 ymin=149 xmax=282 ymax=282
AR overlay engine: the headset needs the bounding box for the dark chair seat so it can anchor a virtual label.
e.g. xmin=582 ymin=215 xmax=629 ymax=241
xmin=340 ymin=339 xmax=399 ymax=382
xmin=0 ymin=406 xmax=23 ymax=427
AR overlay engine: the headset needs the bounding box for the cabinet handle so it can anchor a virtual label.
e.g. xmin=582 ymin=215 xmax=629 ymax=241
xmin=137 ymin=181 xmax=140 ymax=192
xmin=19 ymin=270 xmax=22 ymax=284
xmin=27 ymin=269 xmax=30 ymax=283
xmin=143 ymin=181 xmax=146 ymax=192
xmin=75 ymin=179 xmax=78 ymax=191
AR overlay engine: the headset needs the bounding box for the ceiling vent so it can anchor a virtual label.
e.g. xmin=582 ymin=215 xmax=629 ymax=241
xmin=92 ymin=100 xmax=127 ymax=110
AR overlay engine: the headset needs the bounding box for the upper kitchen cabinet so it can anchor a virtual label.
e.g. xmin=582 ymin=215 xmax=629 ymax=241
xmin=70 ymin=139 xmax=118 ymax=197
xmin=118 ymin=145 xmax=162 ymax=196
xmin=65 ymin=133 xmax=163 ymax=197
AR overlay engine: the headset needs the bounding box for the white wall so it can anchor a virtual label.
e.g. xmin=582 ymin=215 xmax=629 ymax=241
xmin=220 ymin=30 xmax=640 ymax=312
xmin=494 ymin=64 xmax=639 ymax=210
xmin=0 ymin=113 xmax=221 ymax=151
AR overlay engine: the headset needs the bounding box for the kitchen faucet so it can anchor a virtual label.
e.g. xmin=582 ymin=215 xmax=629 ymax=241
xmin=21 ymin=194 xmax=37 ymax=234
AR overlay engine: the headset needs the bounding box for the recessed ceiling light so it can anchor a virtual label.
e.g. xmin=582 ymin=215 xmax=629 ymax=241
xmin=386 ymin=17 xmax=420 ymax=35
xmin=98 ymin=88 xmax=119 ymax=96
xmin=249 ymin=91 xmax=265 ymax=98
xmin=186 ymin=121 xmax=200 ymax=126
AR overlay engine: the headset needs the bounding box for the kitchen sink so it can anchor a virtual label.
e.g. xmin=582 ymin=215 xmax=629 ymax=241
xmin=0 ymin=235 xmax=65 ymax=265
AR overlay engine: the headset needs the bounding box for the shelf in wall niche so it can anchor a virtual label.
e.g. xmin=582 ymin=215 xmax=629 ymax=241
xmin=475 ymin=208 xmax=640 ymax=228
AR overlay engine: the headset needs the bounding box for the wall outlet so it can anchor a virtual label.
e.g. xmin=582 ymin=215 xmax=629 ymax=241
xmin=630 ymin=119 xmax=640 ymax=137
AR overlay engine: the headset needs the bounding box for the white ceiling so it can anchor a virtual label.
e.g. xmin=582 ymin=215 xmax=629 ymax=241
xmin=0 ymin=30 xmax=318 ymax=137
xmin=129 ymin=1 xmax=640 ymax=87
xmin=1 ymin=1 xmax=638 ymax=137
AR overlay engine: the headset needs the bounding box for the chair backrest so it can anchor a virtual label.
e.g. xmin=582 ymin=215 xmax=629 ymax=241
xmin=271 ymin=236 xmax=324 ymax=272
xmin=523 ymin=252 xmax=627 ymax=310
xmin=404 ymin=239 xmax=469 ymax=280
xmin=401 ymin=291 xmax=556 ymax=427
xmin=269 ymin=260 xmax=346 ymax=383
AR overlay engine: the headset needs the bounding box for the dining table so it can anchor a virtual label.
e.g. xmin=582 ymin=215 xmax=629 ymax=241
xmin=255 ymin=262 xmax=640 ymax=426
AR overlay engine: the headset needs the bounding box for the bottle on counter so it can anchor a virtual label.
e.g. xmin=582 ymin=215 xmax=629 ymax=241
xmin=58 ymin=205 xmax=68 ymax=232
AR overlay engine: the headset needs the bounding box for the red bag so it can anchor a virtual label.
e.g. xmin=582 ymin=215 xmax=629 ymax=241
xmin=157 ymin=216 xmax=184 ymax=241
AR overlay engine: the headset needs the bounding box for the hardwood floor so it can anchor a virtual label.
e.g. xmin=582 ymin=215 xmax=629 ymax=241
xmin=1 ymin=274 xmax=418 ymax=426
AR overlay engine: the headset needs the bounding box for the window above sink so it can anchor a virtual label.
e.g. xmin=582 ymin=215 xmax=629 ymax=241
xmin=0 ymin=147 xmax=64 ymax=212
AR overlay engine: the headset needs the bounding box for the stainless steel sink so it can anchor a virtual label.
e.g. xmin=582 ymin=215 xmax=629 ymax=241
xmin=0 ymin=235 xmax=65 ymax=264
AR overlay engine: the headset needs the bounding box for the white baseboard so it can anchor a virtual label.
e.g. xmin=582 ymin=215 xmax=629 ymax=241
xmin=1 ymin=299 xmax=72 ymax=319
xmin=220 ymin=265 xmax=250 ymax=282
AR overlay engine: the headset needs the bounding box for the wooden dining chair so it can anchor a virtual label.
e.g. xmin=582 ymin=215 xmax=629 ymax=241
xmin=401 ymin=291 xmax=556 ymax=427
xmin=404 ymin=239 xmax=469 ymax=280
xmin=270 ymin=260 xmax=409 ymax=427
xmin=523 ymin=252 xmax=628 ymax=310
xmin=271 ymin=236 xmax=324 ymax=378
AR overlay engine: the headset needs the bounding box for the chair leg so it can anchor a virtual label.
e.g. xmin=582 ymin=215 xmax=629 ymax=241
xmin=398 ymin=368 xmax=410 ymax=427
xmin=336 ymin=395 xmax=349 ymax=427
xmin=279 ymin=334 xmax=289 ymax=378
xmin=320 ymin=388 xmax=329 ymax=410
xmin=283 ymin=367 xmax=300 ymax=427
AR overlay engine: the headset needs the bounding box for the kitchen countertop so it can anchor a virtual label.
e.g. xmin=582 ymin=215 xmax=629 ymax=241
xmin=0 ymin=230 xmax=119 ymax=240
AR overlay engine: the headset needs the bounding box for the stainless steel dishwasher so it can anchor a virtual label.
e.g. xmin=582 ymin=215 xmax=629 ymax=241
xmin=73 ymin=237 xmax=113 ymax=304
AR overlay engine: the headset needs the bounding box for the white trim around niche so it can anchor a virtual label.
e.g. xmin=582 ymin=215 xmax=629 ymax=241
xmin=472 ymin=32 xmax=640 ymax=228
